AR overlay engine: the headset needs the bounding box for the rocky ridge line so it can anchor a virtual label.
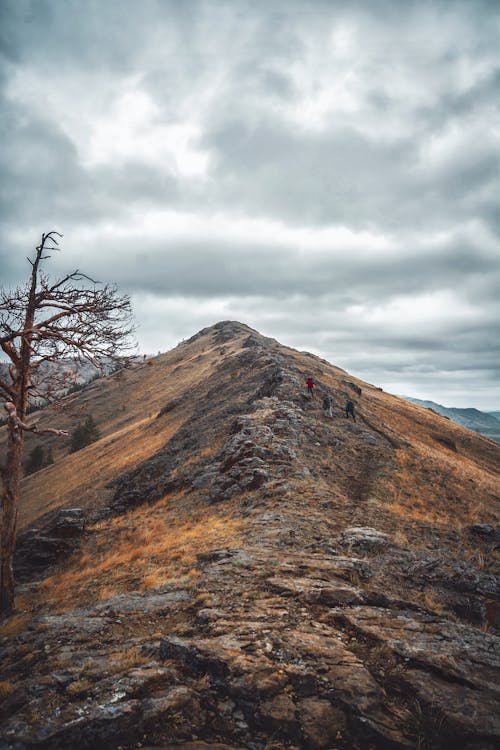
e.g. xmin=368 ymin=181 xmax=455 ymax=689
xmin=2 ymin=321 xmax=499 ymax=750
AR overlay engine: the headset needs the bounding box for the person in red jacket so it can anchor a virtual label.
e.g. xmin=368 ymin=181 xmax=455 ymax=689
xmin=306 ymin=377 xmax=316 ymax=397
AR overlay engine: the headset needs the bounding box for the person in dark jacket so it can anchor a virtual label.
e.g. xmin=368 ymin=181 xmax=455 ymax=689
xmin=345 ymin=399 xmax=356 ymax=421
xmin=323 ymin=394 xmax=334 ymax=417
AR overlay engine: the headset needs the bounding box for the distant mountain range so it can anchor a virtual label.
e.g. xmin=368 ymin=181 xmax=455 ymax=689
xmin=403 ymin=397 xmax=500 ymax=442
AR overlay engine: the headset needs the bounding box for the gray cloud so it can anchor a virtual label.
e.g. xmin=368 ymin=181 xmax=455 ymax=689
xmin=0 ymin=0 xmax=499 ymax=408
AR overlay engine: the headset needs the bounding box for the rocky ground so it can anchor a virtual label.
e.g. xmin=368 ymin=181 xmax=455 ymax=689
xmin=1 ymin=321 xmax=499 ymax=750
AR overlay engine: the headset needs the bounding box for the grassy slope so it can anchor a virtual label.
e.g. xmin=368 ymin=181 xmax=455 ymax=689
xmin=1 ymin=322 xmax=498 ymax=614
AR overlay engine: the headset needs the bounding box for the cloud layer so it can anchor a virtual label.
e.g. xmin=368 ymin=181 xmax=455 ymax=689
xmin=1 ymin=0 xmax=499 ymax=408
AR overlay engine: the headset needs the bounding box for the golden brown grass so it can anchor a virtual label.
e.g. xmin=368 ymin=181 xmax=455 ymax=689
xmin=7 ymin=330 xmax=243 ymax=531
xmin=17 ymin=416 xmax=186 ymax=528
xmin=0 ymin=613 xmax=30 ymax=638
xmin=82 ymin=646 xmax=149 ymax=674
xmin=65 ymin=679 xmax=93 ymax=697
xmin=375 ymin=445 xmax=499 ymax=529
xmin=420 ymin=589 xmax=446 ymax=615
xmin=0 ymin=680 xmax=14 ymax=699
xmin=36 ymin=500 xmax=243 ymax=611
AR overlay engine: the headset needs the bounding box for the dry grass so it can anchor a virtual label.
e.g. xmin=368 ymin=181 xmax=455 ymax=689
xmin=6 ymin=331 xmax=239 ymax=531
xmin=0 ymin=680 xmax=14 ymax=699
xmin=17 ymin=416 xmax=186 ymax=528
xmin=106 ymin=646 xmax=147 ymax=672
xmin=36 ymin=500 xmax=243 ymax=611
xmin=420 ymin=589 xmax=446 ymax=615
xmin=0 ymin=613 xmax=30 ymax=638
xmin=65 ymin=679 xmax=93 ymax=697
xmin=376 ymin=446 xmax=499 ymax=529
xmin=393 ymin=529 xmax=410 ymax=547
xmin=194 ymin=591 xmax=215 ymax=608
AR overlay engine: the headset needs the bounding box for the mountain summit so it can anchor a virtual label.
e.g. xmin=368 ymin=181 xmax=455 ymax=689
xmin=1 ymin=321 xmax=499 ymax=749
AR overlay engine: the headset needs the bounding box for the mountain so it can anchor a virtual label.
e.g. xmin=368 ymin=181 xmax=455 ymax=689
xmin=403 ymin=397 xmax=500 ymax=442
xmin=0 ymin=358 xmax=134 ymax=413
xmin=1 ymin=321 xmax=499 ymax=750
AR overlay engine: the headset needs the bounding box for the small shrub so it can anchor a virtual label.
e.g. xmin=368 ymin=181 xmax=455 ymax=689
xmin=69 ymin=415 xmax=100 ymax=453
xmin=24 ymin=445 xmax=54 ymax=475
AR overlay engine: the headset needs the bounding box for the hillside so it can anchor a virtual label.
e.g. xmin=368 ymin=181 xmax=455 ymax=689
xmin=1 ymin=321 xmax=499 ymax=750
xmin=403 ymin=397 xmax=500 ymax=442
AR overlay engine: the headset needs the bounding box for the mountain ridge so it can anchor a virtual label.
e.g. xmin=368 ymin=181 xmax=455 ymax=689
xmin=1 ymin=320 xmax=499 ymax=750
xmin=403 ymin=396 xmax=500 ymax=442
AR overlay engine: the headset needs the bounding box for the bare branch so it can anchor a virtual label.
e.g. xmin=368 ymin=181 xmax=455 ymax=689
xmin=0 ymin=377 xmax=17 ymax=402
xmin=1 ymin=230 xmax=134 ymax=614
xmin=3 ymin=402 xmax=69 ymax=442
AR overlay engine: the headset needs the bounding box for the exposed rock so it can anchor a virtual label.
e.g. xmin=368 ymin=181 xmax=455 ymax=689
xmin=469 ymin=523 xmax=494 ymax=535
xmin=299 ymin=697 xmax=346 ymax=749
xmin=404 ymin=553 xmax=498 ymax=597
xmin=256 ymin=693 xmax=298 ymax=735
xmin=157 ymin=398 xmax=181 ymax=417
xmin=142 ymin=745 xmax=246 ymax=750
xmin=450 ymin=594 xmax=488 ymax=625
xmin=340 ymin=606 xmax=500 ymax=687
xmin=27 ymin=590 xmax=191 ymax=641
xmin=469 ymin=524 xmax=499 ymax=542
xmin=403 ymin=668 xmax=499 ymax=738
xmin=337 ymin=606 xmax=500 ymax=738
xmin=267 ymin=575 xmax=366 ymax=605
xmin=14 ymin=508 xmax=87 ymax=581
xmin=278 ymin=627 xmax=410 ymax=747
xmin=342 ymin=380 xmax=362 ymax=396
xmin=3 ymin=321 xmax=500 ymax=750
xmin=276 ymin=555 xmax=373 ymax=581
xmin=208 ymin=408 xmax=298 ymax=502
xmin=339 ymin=527 xmax=389 ymax=550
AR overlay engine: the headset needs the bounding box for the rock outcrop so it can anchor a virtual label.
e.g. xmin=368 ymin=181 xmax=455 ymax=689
xmin=1 ymin=321 xmax=499 ymax=750
xmin=13 ymin=508 xmax=87 ymax=581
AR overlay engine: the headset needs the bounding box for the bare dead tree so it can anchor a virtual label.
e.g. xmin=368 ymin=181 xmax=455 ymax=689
xmin=0 ymin=231 xmax=134 ymax=617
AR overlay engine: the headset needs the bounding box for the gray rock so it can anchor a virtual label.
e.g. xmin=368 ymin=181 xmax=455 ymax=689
xmin=339 ymin=527 xmax=389 ymax=550
xmin=267 ymin=575 xmax=366 ymax=605
xmin=299 ymin=697 xmax=346 ymax=749
xmin=339 ymin=605 xmax=500 ymax=737
xmin=14 ymin=508 xmax=87 ymax=581
xmin=93 ymin=589 xmax=191 ymax=615
xmin=469 ymin=524 xmax=499 ymax=541
xmin=279 ymin=627 xmax=410 ymax=748
xmin=32 ymin=590 xmax=190 ymax=634
xmin=256 ymin=693 xmax=298 ymax=735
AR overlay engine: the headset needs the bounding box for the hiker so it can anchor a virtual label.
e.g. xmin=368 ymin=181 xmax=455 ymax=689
xmin=306 ymin=377 xmax=316 ymax=397
xmin=323 ymin=394 xmax=334 ymax=417
xmin=345 ymin=399 xmax=356 ymax=422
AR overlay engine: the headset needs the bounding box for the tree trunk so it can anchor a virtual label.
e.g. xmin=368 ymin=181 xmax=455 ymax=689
xmin=0 ymin=238 xmax=38 ymax=617
xmin=0 ymin=429 xmax=23 ymax=617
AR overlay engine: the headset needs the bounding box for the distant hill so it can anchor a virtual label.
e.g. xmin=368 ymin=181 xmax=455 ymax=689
xmin=403 ymin=397 xmax=500 ymax=442
xmin=0 ymin=356 xmax=137 ymax=413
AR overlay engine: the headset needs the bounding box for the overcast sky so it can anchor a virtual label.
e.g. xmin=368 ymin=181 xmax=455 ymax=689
xmin=1 ymin=0 xmax=499 ymax=409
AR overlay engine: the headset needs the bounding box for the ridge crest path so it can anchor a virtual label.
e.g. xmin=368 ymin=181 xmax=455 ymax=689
xmin=1 ymin=320 xmax=499 ymax=749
